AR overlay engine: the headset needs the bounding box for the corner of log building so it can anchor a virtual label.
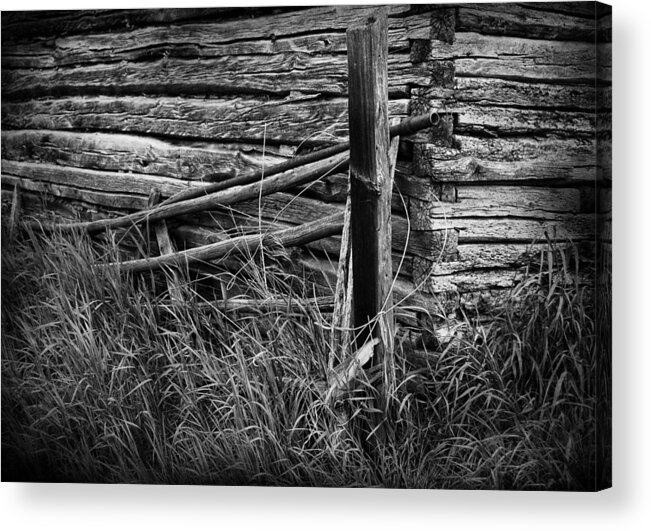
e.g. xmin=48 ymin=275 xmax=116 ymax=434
xmin=1 ymin=3 xmax=612 ymax=319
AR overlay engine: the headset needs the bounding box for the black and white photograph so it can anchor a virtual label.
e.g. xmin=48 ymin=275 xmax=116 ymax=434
xmin=1 ymin=0 xmax=613 ymax=495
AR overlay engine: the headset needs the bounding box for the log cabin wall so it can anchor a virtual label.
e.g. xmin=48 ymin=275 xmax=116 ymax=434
xmin=1 ymin=3 xmax=611 ymax=315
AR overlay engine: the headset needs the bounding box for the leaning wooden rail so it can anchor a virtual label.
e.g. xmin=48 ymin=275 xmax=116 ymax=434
xmin=44 ymin=152 xmax=348 ymax=234
xmin=161 ymin=111 xmax=440 ymax=206
xmin=98 ymin=212 xmax=345 ymax=273
xmin=33 ymin=112 xmax=439 ymax=234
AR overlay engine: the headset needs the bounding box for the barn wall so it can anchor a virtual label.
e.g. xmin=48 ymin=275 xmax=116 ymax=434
xmin=1 ymin=3 xmax=611 ymax=313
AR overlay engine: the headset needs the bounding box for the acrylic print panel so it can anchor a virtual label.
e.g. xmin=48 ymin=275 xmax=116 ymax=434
xmin=1 ymin=1 xmax=611 ymax=490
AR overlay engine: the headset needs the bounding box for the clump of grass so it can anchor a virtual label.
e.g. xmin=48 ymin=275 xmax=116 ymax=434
xmin=1 ymin=221 xmax=606 ymax=489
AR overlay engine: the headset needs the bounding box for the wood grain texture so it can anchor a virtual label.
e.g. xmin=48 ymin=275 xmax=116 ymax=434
xmin=454 ymin=77 xmax=610 ymax=111
xmin=347 ymin=9 xmax=394 ymax=356
xmin=408 ymin=186 xmax=581 ymax=228
xmin=1 ymin=8 xmax=248 ymax=41
xmin=2 ymin=7 xmax=428 ymax=68
xmin=1 ymin=129 xmax=288 ymax=182
xmin=1 ymin=96 xmax=409 ymax=146
xmin=414 ymin=137 xmax=596 ymax=184
xmin=456 ymin=3 xmax=600 ymax=41
xmin=1 ymin=53 xmax=428 ymax=100
xmin=431 ymin=33 xmax=609 ymax=84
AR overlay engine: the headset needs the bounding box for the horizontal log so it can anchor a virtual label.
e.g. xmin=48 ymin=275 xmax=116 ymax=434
xmin=102 ymin=212 xmax=346 ymax=273
xmin=456 ymin=4 xmax=600 ymax=41
xmin=456 ymin=242 xmax=580 ymax=270
xmin=0 ymin=8 xmax=250 ymax=41
xmin=455 ymin=106 xmax=597 ymax=136
xmin=431 ymin=33 xmax=609 ymax=84
xmin=1 ymin=53 xmax=428 ymax=100
xmin=1 ymin=173 xmax=148 ymax=211
xmin=1 ymin=130 xmax=289 ymax=182
xmin=1 ymin=96 xmax=410 ymax=146
xmin=414 ymin=137 xmax=597 ymax=184
xmin=409 ymin=186 xmax=581 ymax=227
xmin=519 ymin=3 xmax=609 ymax=19
xmin=453 ymin=135 xmax=596 ymax=163
xmin=1 ymin=159 xmax=196 ymax=199
xmin=414 ymin=264 xmax=525 ymax=294
xmin=2 ymin=8 xmax=428 ymax=68
xmin=454 ymin=77 xmax=611 ymax=111
xmin=426 ymin=215 xmax=597 ymax=244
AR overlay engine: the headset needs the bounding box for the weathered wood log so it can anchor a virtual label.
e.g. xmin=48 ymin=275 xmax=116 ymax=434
xmin=3 ymin=5 xmax=416 ymax=44
xmin=456 ymin=3 xmax=601 ymax=41
xmin=2 ymin=7 xmax=429 ymax=68
xmin=102 ymin=212 xmax=345 ymax=273
xmin=413 ymin=138 xmax=597 ymax=184
xmin=1 ymin=172 xmax=149 ymax=211
xmin=0 ymin=8 xmax=240 ymax=42
xmin=455 ymin=106 xmax=597 ymax=136
xmin=453 ymin=77 xmax=611 ymax=112
xmin=1 ymin=129 xmax=289 ymax=182
xmin=441 ymin=216 xmax=596 ymax=244
xmin=520 ymin=2 xmax=610 ymax=19
xmin=1 ymin=96 xmax=410 ymax=146
xmin=1 ymin=53 xmax=429 ymax=100
xmin=408 ymin=186 xmax=582 ymax=227
xmin=430 ymin=33 xmax=609 ymax=83
xmin=1 ymin=159 xmax=200 ymax=199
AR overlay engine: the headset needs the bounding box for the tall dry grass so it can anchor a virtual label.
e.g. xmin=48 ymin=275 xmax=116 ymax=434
xmin=1 ymin=219 xmax=609 ymax=489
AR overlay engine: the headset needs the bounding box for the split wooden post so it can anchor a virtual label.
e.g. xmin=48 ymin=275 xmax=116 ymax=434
xmin=148 ymin=189 xmax=185 ymax=304
xmin=346 ymin=10 xmax=395 ymax=368
xmin=9 ymin=183 xmax=22 ymax=240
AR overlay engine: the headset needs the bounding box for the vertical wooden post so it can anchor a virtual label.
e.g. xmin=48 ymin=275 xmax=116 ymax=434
xmin=147 ymin=189 xmax=185 ymax=304
xmin=346 ymin=10 xmax=394 ymax=378
xmin=9 ymin=183 xmax=22 ymax=241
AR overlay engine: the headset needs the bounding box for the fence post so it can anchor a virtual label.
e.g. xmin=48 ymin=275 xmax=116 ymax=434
xmin=346 ymin=10 xmax=395 ymax=395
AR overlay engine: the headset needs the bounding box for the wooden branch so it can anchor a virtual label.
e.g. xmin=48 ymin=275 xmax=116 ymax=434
xmin=199 ymin=295 xmax=335 ymax=314
xmin=101 ymin=212 xmax=345 ymax=273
